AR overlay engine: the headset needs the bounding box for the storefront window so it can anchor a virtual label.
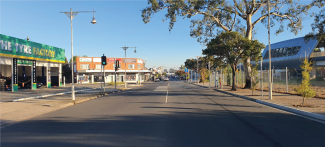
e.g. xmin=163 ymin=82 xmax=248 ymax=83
xmin=128 ymin=64 xmax=135 ymax=69
xmin=126 ymin=74 xmax=136 ymax=81
xmin=81 ymin=64 xmax=89 ymax=70
xmin=96 ymin=64 xmax=101 ymax=69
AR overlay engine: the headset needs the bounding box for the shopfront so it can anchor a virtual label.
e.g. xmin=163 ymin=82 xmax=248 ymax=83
xmin=0 ymin=34 xmax=65 ymax=92
xmin=75 ymin=57 xmax=150 ymax=84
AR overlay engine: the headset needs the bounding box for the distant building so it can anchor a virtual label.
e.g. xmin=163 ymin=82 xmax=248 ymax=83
xmin=75 ymin=57 xmax=151 ymax=83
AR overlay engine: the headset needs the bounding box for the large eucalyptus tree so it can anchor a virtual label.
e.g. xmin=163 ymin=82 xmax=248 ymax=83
xmin=141 ymin=0 xmax=313 ymax=88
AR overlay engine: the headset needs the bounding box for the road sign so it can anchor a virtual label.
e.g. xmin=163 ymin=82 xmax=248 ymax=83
xmin=185 ymin=68 xmax=188 ymax=73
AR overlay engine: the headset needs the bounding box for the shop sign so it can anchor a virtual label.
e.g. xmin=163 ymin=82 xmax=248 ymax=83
xmin=17 ymin=59 xmax=33 ymax=65
xmin=116 ymin=58 xmax=122 ymax=62
xmin=93 ymin=58 xmax=101 ymax=62
xmin=79 ymin=58 xmax=92 ymax=62
xmin=32 ymin=61 xmax=36 ymax=83
xmin=107 ymin=58 xmax=115 ymax=62
xmin=0 ymin=34 xmax=65 ymax=63
xmin=48 ymin=67 xmax=51 ymax=88
xmin=123 ymin=58 xmax=136 ymax=63
xmin=13 ymin=58 xmax=17 ymax=84
xmin=137 ymin=59 xmax=143 ymax=64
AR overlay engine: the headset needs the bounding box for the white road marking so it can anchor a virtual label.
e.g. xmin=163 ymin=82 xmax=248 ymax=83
xmin=165 ymin=83 xmax=169 ymax=103
xmin=154 ymin=86 xmax=168 ymax=91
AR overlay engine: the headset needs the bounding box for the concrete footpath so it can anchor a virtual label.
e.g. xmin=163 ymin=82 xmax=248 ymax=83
xmin=0 ymin=83 xmax=112 ymax=102
xmin=190 ymin=82 xmax=325 ymax=123
xmin=0 ymin=84 xmax=144 ymax=127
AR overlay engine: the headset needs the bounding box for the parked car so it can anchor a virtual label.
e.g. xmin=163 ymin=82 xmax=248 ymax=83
xmin=164 ymin=77 xmax=169 ymax=81
xmin=155 ymin=78 xmax=160 ymax=82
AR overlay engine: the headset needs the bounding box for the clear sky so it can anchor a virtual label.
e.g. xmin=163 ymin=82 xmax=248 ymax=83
xmin=0 ymin=0 xmax=322 ymax=70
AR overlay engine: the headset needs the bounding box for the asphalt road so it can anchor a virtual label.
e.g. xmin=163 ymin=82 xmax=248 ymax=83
xmin=2 ymin=79 xmax=325 ymax=147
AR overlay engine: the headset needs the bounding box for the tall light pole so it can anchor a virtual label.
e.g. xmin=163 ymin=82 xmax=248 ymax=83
xmin=60 ymin=8 xmax=97 ymax=102
xmin=267 ymin=0 xmax=272 ymax=100
xmin=121 ymin=46 xmax=136 ymax=88
xmin=245 ymin=1 xmax=279 ymax=99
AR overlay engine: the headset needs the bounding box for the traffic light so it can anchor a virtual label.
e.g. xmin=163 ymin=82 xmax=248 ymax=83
xmin=101 ymin=54 xmax=106 ymax=65
xmin=115 ymin=60 xmax=120 ymax=71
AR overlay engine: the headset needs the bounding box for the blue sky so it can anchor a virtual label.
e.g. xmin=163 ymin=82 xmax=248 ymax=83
xmin=0 ymin=0 xmax=322 ymax=70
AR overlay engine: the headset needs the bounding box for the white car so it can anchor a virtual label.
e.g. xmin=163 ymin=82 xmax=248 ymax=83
xmin=164 ymin=77 xmax=169 ymax=81
xmin=155 ymin=78 xmax=160 ymax=82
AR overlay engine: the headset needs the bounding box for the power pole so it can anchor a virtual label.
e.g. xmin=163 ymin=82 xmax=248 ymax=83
xmin=121 ymin=46 xmax=137 ymax=88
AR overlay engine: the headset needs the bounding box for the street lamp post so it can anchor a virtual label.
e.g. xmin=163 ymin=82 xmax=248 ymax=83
xmin=60 ymin=8 xmax=97 ymax=102
xmin=243 ymin=0 xmax=279 ymax=100
xmin=121 ymin=46 xmax=137 ymax=88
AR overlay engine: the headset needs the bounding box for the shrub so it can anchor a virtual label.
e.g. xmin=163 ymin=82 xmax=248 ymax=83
xmin=296 ymin=58 xmax=315 ymax=105
xmin=108 ymin=82 xmax=124 ymax=85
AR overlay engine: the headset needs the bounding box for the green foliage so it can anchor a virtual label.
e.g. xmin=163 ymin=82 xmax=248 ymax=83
xmin=199 ymin=68 xmax=208 ymax=85
xmin=296 ymin=58 xmax=315 ymax=104
xmin=163 ymin=72 xmax=167 ymax=77
xmin=108 ymin=82 xmax=124 ymax=85
xmin=65 ymin=57 xmax=69 ymax=64
xmin=186 ymin=73 xmax=190 ymax=80
xmin=142 ymin=0 xmax=315 ymax=89
xmin=250 ymin=64 xmax=259 ymax=95
xmin=175 ymin=70 xmax=185 ymax=77
xmin=203 ymin=31 xmax=265 ymax=90
xmin=142 ymin=0 xmax=313 ymax=42
xmin=184 ymin=58 xmax=197 ymax=69
xmin=314 ymin=48 xmax=321 ymax=52
xmin=316 ymin=76 xmax=324 ymax=81
xmin=69 ymin=55 xmax=79 ymax=63
xmin=305 ymin=8 xmax=325 ymax=45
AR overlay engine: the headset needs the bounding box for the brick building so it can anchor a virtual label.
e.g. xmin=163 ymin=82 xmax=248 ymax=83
xmin=75 ymin=57 xmax=151 ymax=83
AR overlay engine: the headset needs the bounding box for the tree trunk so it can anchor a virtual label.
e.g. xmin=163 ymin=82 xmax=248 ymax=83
xmin=231 ymin=65 xmax=236 ymax=91
xmin=303 ymin=97 xmax=305 ymax=105
xmin=243 ymin=59 xmax=252 ymax=89
xmin=244 ymin=15 xmax=253 ymax=89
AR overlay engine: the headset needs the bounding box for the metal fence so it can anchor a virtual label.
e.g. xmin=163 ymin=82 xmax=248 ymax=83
xmin=207 ymin=68 xmax=325 ymax=98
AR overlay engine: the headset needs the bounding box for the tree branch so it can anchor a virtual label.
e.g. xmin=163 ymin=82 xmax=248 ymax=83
xmin=233 ymin=0 xmax=246 ymax=16
xmin=243 ymin=0 xmax=249 ymax=13
xmin=185 ymin=10 xmax=230 ymax=31
xmin=252 ymin=4 xmax=265 ymax=15
xmin=230 ymin=9 xmax=237 ymax=32
xmin=252 ymin=12 xmax=296 ymax=28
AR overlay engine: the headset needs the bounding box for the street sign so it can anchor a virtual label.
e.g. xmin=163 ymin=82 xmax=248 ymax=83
xmin=185 ymin=68 xmax=188 ymax=73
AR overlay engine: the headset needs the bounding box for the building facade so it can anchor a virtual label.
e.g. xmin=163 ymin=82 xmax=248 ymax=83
xmin=0 ymin=34 xmax=65 ymax=92
xmin=75 ymin=57 xmax=151 ymax=83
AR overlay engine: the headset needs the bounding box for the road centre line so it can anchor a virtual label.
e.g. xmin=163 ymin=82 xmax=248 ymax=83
xmin=165 ymin=82 xmax=169 ymax=103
